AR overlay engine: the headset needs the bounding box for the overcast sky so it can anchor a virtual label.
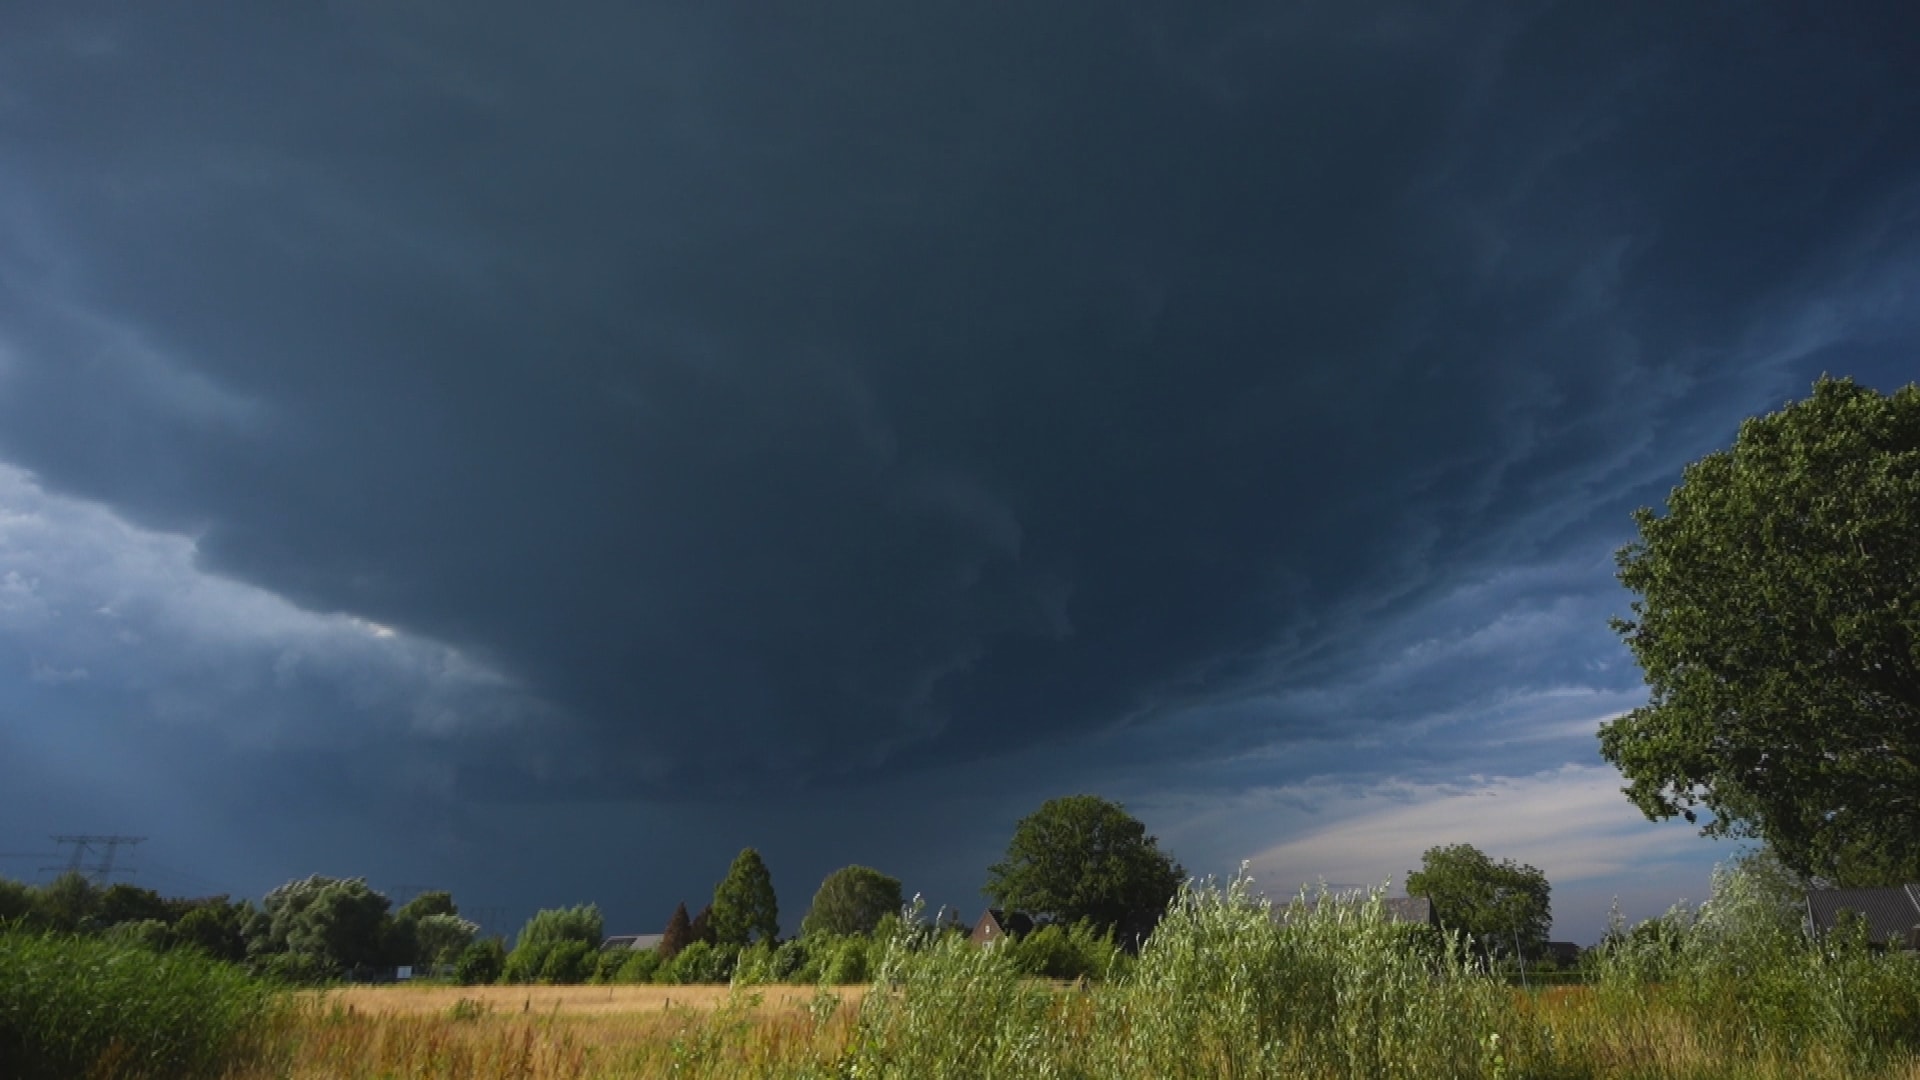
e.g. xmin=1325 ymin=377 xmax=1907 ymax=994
xmin=3 ymin=3 xmax=1918 ymax=944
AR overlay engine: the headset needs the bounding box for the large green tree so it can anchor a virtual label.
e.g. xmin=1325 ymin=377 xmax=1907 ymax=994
xmin=710 ymin=848 xmax=780 ymax=945
xmin=984 ymin=794 xmax=1184 ymax=939
xmin=252 ymin=875 xmax=395 ymax=977
xmin=1602 ymin=377 xmax=1920 ymax=885
xmin=1404 ymin=844 xmax=1551 ymax=960
xmin=801 ymin=865 xmax=904 ymax=938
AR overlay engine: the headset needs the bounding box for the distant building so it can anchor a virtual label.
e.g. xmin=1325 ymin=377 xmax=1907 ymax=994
xmin=970 ymin=909 xmax=1040 ymax=946
xmin=600 ymin=933 xmax=666 ymax=952
xmin=1805 ymin=885 xmax=1920 ymax=950
xmin=1540 ymin=941 xmax=1583 ymax=968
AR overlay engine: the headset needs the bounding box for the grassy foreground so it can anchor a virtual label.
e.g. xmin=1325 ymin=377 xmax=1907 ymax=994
xmin=251 ymin=865 xmax=1920 ymax=1080
xmin=9 ymin=863 xmax=1920 ymax=1078
xmin=0 ymin=927 xmax=285 ymax=1079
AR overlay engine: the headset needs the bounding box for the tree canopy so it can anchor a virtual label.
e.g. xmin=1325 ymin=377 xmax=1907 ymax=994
xmin=512 ymin=903 xmax=602 ymax=951
xmin=1404 ymin=844 xmax=1551 ymax=960
xmin=396 ymin=890 xmax=457 ymax=922
xmin=710 ymin=848 xmax=780 ymax=945
xmin=252 ymin=875 xmax=395 ymax=977
xmin=1602 ymin=377 xmax=1920 ymax=885
xmin=984 ymin=794 xmax=1184 ymax=940
xmin=801 ymin=865 xmax=904 ymax=938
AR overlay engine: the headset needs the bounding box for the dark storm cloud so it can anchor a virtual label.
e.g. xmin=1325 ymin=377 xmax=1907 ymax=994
xmin=3 ymin=0 xmax=1920 ymax=846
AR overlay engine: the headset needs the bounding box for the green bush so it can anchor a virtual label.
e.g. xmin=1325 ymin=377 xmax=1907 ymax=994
xmin=770 ymin=937 xmax=811 ymax=981
xmin=730 ymin=941 xmax=778 ymax=985
xmin=1589 ymin=857 xmax=1920 ymax=1070
xmin=614 ymin=946 xmax=663 ymax=984
xmin=104 ymin=918 xmax=173 ymax=953
xmin=822 ymin=935 xmax=872 ymax=985
xmin=501 ymin=941 xmax=548 ymax=984
xmin=0 ymin=928 xmax=284 ymax=1080
xmin=0 ymin=879 xmax=35 ymax=925
xmin=842 ymin=915 xmax=1067 ymax=1077
xmin=591 ymin=945 xmax=629 ymax=983
xmin=454 ymin=937 xmax=506 ymax=985
xmin=1006 ymin=920 xmax=1130 ymax=981
xmin=660 ymin=940 xmax=738 ymax=984
xmin=1091 ymin=873 xmax=1515 ymax=1079
xmin=538 ymin=939 xmax=595 ymax=984
xmin=172 ymin=904 xmax=248 ymax=965
xmin=513 ymin=904 xmax=603 ymax=952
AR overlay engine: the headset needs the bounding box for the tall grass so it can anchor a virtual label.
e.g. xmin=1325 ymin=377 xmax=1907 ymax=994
xmin=1565 ymin=860 xmax=1920 ymax=1077
xmin=0 ymin=927 xmax=285 ymax=1079
xmin=150 ymin=858 xmax=1920 ymax=1078
xmin=1094 ymin=873 xmax=1522 ymax=1079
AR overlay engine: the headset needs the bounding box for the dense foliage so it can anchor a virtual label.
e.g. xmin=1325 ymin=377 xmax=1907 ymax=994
xmin=984 ymin=794 xmax=1184 ymax=941
xmin=710 ymin=848 xmax=780 ymax=946
xmin=660 ymin=902 xmax=695 ymax=958
xmin=248 ymin=875 xmax=405 ymax=981
xmin=1404 ymin=843 xmax=1552 ymax=960
xmin=1604 ymin=377 xmax=1920 ymax=884
xmin=801 ymin=865 xmax=904 ymax=938
xmin=502 ymin=904 xmax=604 ymax=985
xmin=0 ymin=928 xmax=283 ymax=1079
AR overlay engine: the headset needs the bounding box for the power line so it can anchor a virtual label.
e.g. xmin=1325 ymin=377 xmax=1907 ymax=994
xmin=42 ymin=835 xmax=145 ymax=885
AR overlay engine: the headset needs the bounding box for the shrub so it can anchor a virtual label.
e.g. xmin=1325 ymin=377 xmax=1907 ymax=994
xmin=454 ymin=938 xmax=506 ymax=986
xmin=730 ymin=941 xmax=778 ymax=986
xmin=1091 ymin=871 xmax=1517 ymax=1080
xmin=1007 ymin=920 xmax=1129 ymax=981
xmin=841 ymin=913 xmax=1068 ymax=1077
xmin=104 ymin=918 xmax=172 ymax=950
xmin=0 ymin=878 xmax=34 ymax=925
xmin=591 ymin=945 xmax=629 ymax=984
xmin=1588 ymin=856 xmax=1920 ymax=1070
xmin=613 ymin=946 xmax=662 ymax=984
xmin=412 ymin=913 xmax=478 ymax=969
xmin=770 ymin=937 xmax=811 ymax=981
xmin=0 ymin=928 xmax=283 ymax=1080
xmin=822 ymin=936 xmax=872 ymax=985
xmin=513 ymin=904 xmax=603 ymax=952
xmin=537 ymin=939 xmax=595 ymax=984
xmin=501 ymin=941 xmax=548 ymax=984
xmin=660 ymin=940 xmax=737 ymax=984
xmin=173 ymin=904 xmax=247 ymax=965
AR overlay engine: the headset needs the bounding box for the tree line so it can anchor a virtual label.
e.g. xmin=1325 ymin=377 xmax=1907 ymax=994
xmin=0 ymin=792 xmax=1562 ymax=990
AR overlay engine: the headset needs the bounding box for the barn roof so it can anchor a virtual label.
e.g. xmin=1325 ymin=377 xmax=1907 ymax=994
xmin=1804 ymin=885 xmax=1920 ymax=948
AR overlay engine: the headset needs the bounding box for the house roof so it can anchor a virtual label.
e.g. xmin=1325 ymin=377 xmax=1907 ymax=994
xmin=1805 ymin=885 xmax=1920 ymax=948
xmin=974 ymin=909 xmax=1040 ymax=937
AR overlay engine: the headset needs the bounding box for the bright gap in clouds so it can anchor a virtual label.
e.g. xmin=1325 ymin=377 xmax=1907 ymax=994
xmin=0 ymin=457 xmax=536 ymax=743
xmin=1242 ymin=764 xmax=1725 ymax=944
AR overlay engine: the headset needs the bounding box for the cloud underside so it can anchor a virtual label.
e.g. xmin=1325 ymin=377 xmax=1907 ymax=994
xmin=0 ymin=2 xmax=1915 ymax=939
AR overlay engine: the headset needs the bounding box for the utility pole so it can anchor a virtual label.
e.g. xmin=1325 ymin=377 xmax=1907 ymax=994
xmin=42 ymin=835 xmax=146 ymax=885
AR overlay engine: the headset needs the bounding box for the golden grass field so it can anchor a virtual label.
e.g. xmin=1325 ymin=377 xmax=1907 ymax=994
xmin=256 ymin=982 xmax=866 ymax=1079
xmin=243 ymin=981 xmax=1920 ymax=1080
xmin=319 ymin=981 xmax=866 ymax=1017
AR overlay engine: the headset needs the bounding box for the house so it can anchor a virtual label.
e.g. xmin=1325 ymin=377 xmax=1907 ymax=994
xmin=1804 ymin=885 xmax=1920 ymax=950
xmin=970 ymin=908 xmax=1039 ymax=946
xmin=1540 ymin=941 xmax=1583 ymax=968
xmin=600 ymin=933 xmax=666 ymax=952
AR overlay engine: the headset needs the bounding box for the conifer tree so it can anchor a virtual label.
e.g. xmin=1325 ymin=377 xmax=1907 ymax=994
xmin=658 ymin=901 xmax=694 ymax=959
xmin=710 ymin=847 xmax=780 ymax=945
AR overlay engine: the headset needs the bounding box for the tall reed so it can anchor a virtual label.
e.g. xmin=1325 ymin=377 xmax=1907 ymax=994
xmin=0 ymin=927 xmax=285 ymax=1079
